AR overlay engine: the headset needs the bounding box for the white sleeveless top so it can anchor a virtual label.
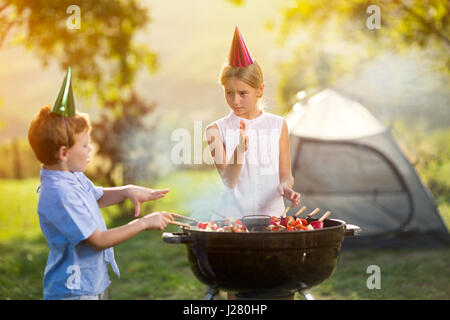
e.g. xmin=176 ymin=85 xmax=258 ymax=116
xmin=211 ymin=111 xmax=285 ymax=218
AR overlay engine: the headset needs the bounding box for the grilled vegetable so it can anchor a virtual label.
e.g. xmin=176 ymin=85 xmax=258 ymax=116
xmin=194 ymin=209 xmax=331 ymax=232
xmin=310 ymin=221 xmax=324 ymax=230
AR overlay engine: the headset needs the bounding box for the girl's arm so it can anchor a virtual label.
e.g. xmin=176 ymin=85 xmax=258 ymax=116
xmin=279 ymin=120 xmax=294 ymax=187
xmin=83 ymin=211 xmax=173 ymax=251
xmin=278 ymin=120 xmax=300 ymax=206
xmin=206 ymin=123 xmax=247 ymax=189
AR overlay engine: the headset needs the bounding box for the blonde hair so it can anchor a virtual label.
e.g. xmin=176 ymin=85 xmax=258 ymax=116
xmin=219 ymin=61 xmax=264 ymax=89
xmin=28 ymin=105 xmax=91 ymax=165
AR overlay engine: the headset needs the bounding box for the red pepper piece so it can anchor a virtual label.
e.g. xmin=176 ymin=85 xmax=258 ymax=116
xmin=197 ymin=222 xmax=208 ymax=229
xmin=310 ymin=221 xmax=323 ymax=230
xmin=270 ymin=216 xmax=280 ymax=224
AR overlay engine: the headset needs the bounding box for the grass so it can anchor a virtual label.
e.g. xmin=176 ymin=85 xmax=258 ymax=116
xmin=309 ymin=248 xmax=450 ymax=300
xmin=0 ymin=172 xmax=449 ymax=300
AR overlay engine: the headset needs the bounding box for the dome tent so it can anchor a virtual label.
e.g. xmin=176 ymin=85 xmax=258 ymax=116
xmin=286 ymin=89 xmax=449 ymax=247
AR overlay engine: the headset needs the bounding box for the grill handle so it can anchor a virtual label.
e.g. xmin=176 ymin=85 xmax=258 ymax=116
xmin=344 ymin=224 xmax=361 ymax=237
xmin=162 ymin=232 xmax=194 ymax=244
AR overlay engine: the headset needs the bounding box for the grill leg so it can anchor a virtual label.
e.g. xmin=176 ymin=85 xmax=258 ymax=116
xmin=204 ymin=285 xmax=219 ymax=300
xmin=299 ymin=289 xmax=315 ymax=300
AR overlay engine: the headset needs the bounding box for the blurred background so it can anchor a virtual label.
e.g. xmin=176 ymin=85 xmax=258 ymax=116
xmin=0 ymin=0 xmax=448 ymax=299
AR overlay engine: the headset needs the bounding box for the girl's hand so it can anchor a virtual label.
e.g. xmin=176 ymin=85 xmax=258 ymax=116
xmin=140 ymin=211 xmax=174 ymax=230
xmin=277 ymin=182 xmax=301 ymax=207
xmin=126 ymin=185 xmax=170 ymax=217
xmin=238 ymin=120 xmax=248 ymax=152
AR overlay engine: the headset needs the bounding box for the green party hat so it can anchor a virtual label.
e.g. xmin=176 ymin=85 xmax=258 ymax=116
xmin=51 ymin=67 xmax=75 ymax=117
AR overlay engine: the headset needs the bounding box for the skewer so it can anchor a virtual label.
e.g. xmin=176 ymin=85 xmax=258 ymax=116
xmin=307 ymin=208 xmax=320 ymax=218
xmin=169 ymin=221 xmax=191 ymax=228
xmin=211 ymin=209 xmax=227 ymax=219
xmin=294 ymin=206 xmax=307 ymax=218
xmin=170 ymin=213 xmax=197 ymax=222
xmin=281 ymin=206 xmax=291 ymax=218
xmin=318 ymin=211 xmax=332 ymax=222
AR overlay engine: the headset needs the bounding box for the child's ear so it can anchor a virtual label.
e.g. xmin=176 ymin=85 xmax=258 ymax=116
xmin=257 ymin=83 xmax=264 ymax=98
xmin=56 ymin=145 xmax=69 ymax=162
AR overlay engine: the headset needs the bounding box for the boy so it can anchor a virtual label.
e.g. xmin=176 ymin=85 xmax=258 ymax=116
xmin=28 ymin=67 xmax=174 ymax=299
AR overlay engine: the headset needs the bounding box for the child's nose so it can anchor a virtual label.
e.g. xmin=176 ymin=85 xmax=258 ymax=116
xmin=233 ymin=95 xmax=240 ymax=106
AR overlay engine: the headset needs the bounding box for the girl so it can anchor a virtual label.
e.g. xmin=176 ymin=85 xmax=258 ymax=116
xmin=206 ymin=27 xmax=300 ymax=219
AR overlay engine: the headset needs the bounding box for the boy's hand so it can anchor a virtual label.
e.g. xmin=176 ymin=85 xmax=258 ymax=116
xmin=140 ymin=211 xmax=174 ymax=230
xmin=126 ymin=185 xmax=169 ymax=217
xmin=277 ymin=182 xmax=301 ymax=207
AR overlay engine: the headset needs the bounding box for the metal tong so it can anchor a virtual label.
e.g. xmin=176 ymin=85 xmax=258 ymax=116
xmin=169 ymin=213 xmax=196 ymax=229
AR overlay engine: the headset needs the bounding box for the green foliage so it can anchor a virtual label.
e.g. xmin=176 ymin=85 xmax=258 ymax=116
xmin=393 ymin=121 xmax=450 ymax=221
xmin=0 ymin=139 xmax=40 ymax=179
xmin=89 ymin=91 xmax=158 ymax=188
xmin=278 ymin=0 xmax=449 ymax=51
xmin=0 ymin=0 xmax=157 ymax=101
xmin=0 ymin=1 xmax=162 ymax=186
xmin=273 ymin=0 xmax=450 ymax=109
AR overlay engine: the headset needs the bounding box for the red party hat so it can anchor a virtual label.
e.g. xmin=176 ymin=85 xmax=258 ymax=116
xmin=228 ymin=27 xmax=255 ymax=67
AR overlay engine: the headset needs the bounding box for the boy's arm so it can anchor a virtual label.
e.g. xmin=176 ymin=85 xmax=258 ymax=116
xmin=97 ymin=186 xmax=130 ymax=208
xmin=83 ymin=211 xmax=173 ymax=251
xmin=97 ymin=185 xmax=169 ymax=217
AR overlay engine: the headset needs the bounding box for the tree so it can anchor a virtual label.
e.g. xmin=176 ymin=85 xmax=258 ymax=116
xmin=272 ymin=0 xmax=450 ymax=109
xmin=0 ymin=0 xmax=157 ymax=98
xmin=90 ymin=91 xmax=158 ymax=187
xmin=0 ymin=1 xmax=159 ymax=188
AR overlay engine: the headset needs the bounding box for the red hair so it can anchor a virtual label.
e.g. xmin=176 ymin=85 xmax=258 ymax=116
xmin=28 ymin=105 xmax=91 ymax=165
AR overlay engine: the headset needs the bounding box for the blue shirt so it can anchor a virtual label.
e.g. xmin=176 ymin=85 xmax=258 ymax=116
xmin=37 ymin=168 xmax=120 ymax=300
